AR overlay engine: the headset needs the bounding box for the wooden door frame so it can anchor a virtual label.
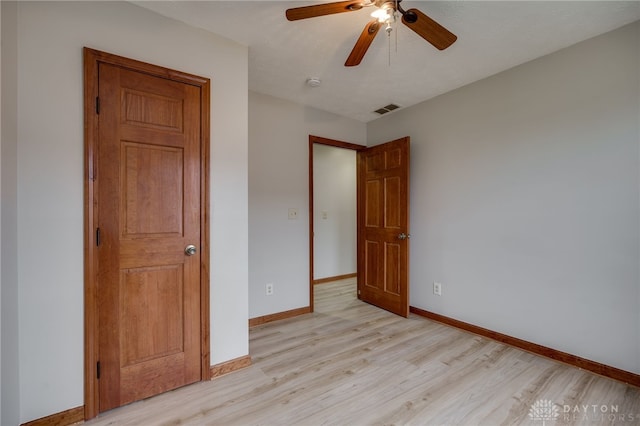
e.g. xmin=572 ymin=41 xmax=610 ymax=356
xmin=308 ymin=135 xmax=365 ymax=311
xmin=83 ymin=47 xmax=211 ymax=420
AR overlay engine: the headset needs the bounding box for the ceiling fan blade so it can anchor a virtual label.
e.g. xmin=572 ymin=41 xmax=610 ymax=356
xmin=286 ymin=1 xmax=365 ymax=21
xmin=345 ymin=20 xmax=381 ymax=67
xmin=401 ymin=8 xmax=457 ymax=50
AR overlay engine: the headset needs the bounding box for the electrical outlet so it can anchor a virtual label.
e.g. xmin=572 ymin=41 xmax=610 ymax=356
xmin=288 ymin=208 xmax=299 ymax=220
xmin=433 ymin=282 xmax=442 ymax=296
xmin=266 ymin=283 xmax=274 ymax=296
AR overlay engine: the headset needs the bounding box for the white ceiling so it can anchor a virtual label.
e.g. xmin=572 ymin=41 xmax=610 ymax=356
xmin=134 ymin=1 xmax=640 ymax=122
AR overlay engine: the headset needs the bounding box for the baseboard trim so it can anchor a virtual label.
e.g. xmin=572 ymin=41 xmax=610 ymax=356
xmin=23 ymin=357 xmax=252 ymax=426
xmin=21 ymin=405 xmax=84 ymax=426
xmin=210 ymin=355 xmax=252 ymax=379
xmin=409 ymin=306 xmax=640 ymax=388
xmin=249 ymin=306 xmax=311 ymax=327
xmin=313 ymin=273 xmax=357 ymax=285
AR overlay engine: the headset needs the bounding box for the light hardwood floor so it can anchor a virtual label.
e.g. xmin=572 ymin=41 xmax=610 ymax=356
xmin=86 ymin=278 xmax=640 ymax=425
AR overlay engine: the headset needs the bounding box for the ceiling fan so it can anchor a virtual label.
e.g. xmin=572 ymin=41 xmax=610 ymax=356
xmin=286 ymin=0 xmax=457 ymax=67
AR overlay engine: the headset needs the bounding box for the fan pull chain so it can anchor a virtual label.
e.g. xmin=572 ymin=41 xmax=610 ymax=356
xmin=386 ymin=3 xmax=399 ymax=67
xmin=388 ymin=28 xmax=391 ymax=66
xmin=395 ymin=12 xmax=398 ymax=54
xmin=386 ymin=21 xmax=394 ymax=66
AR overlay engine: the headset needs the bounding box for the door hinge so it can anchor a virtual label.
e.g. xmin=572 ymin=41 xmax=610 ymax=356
xmin=96 ymin=228 xmax=101 ymax=247
xmin=97 ymin=361 xmax=101 ymax=379
xmin=96 ymin=96 xmax=100 ymax=114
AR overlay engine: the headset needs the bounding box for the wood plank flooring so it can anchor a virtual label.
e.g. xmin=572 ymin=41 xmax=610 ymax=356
xmin=86 ymin=278 xmax=640 ymax=425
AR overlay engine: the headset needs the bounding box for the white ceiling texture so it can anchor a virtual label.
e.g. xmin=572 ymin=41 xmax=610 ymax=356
xmin=135 ymin=1 xmax=640 ymax=122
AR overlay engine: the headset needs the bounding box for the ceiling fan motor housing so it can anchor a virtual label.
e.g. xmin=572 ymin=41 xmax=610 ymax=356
xmin=373 ymin=0 xmax=417 ymax=23
xmin=374 ymin=0 xmax=401 ymax=8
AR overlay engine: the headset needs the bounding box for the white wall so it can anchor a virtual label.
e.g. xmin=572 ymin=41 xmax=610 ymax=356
xmin=313 ymin=144 xmax=357 ymax=280
xmin=367 ymin=22 xmax=640 ymax=374
xmin=248 ymin=91 xmax=365 ymax=318
xmin=5 ymin=2 xmax=249 ymax=423
xmin=0 ymin=0 xmax=2 ymax=417
xmin=1 ymin=2 xmax=20 ymax=425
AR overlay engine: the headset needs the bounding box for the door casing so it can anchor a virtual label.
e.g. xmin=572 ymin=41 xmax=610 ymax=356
xmin=308 ymin=135 xmax=365 ymax=311
xmin=83 ymin=47 xmax=211 ymax=420
xmin=309 ymin=135 xmax=409 ymax=317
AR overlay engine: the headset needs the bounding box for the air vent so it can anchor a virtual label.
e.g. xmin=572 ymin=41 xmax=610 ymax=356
xmin=374 ymin=103 xmax=401 ymax=115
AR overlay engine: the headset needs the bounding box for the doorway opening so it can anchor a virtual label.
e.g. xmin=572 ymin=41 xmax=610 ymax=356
xmin=308 ymin=136 xmax=365 ymax=311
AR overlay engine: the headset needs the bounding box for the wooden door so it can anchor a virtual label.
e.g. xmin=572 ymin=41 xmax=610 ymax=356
xmin=357 ymin=137 xmax=410 ymax=317
xmin=96 ymin=62 xmax=203 ymax=411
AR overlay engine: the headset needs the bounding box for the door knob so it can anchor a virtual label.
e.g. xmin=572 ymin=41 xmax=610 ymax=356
xmin=397 ymin=233 xmax=410 ymax=240
xmin=184 ymin=245 xmax=197 ymax=256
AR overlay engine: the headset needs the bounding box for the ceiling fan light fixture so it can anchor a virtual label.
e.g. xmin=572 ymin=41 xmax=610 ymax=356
xmin=371 ymin=8 xmax=391 ymax=23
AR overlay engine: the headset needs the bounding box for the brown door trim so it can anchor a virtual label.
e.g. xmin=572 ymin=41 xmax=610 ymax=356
xmin=83 ymin=47 xmax=211 ymax=420
xmin=308 ymin=135 xmax=365 ymax=311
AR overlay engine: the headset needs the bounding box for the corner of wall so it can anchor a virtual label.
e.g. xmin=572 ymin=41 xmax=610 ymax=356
xmin=1 ymin=2 xmax=21 ymax=425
